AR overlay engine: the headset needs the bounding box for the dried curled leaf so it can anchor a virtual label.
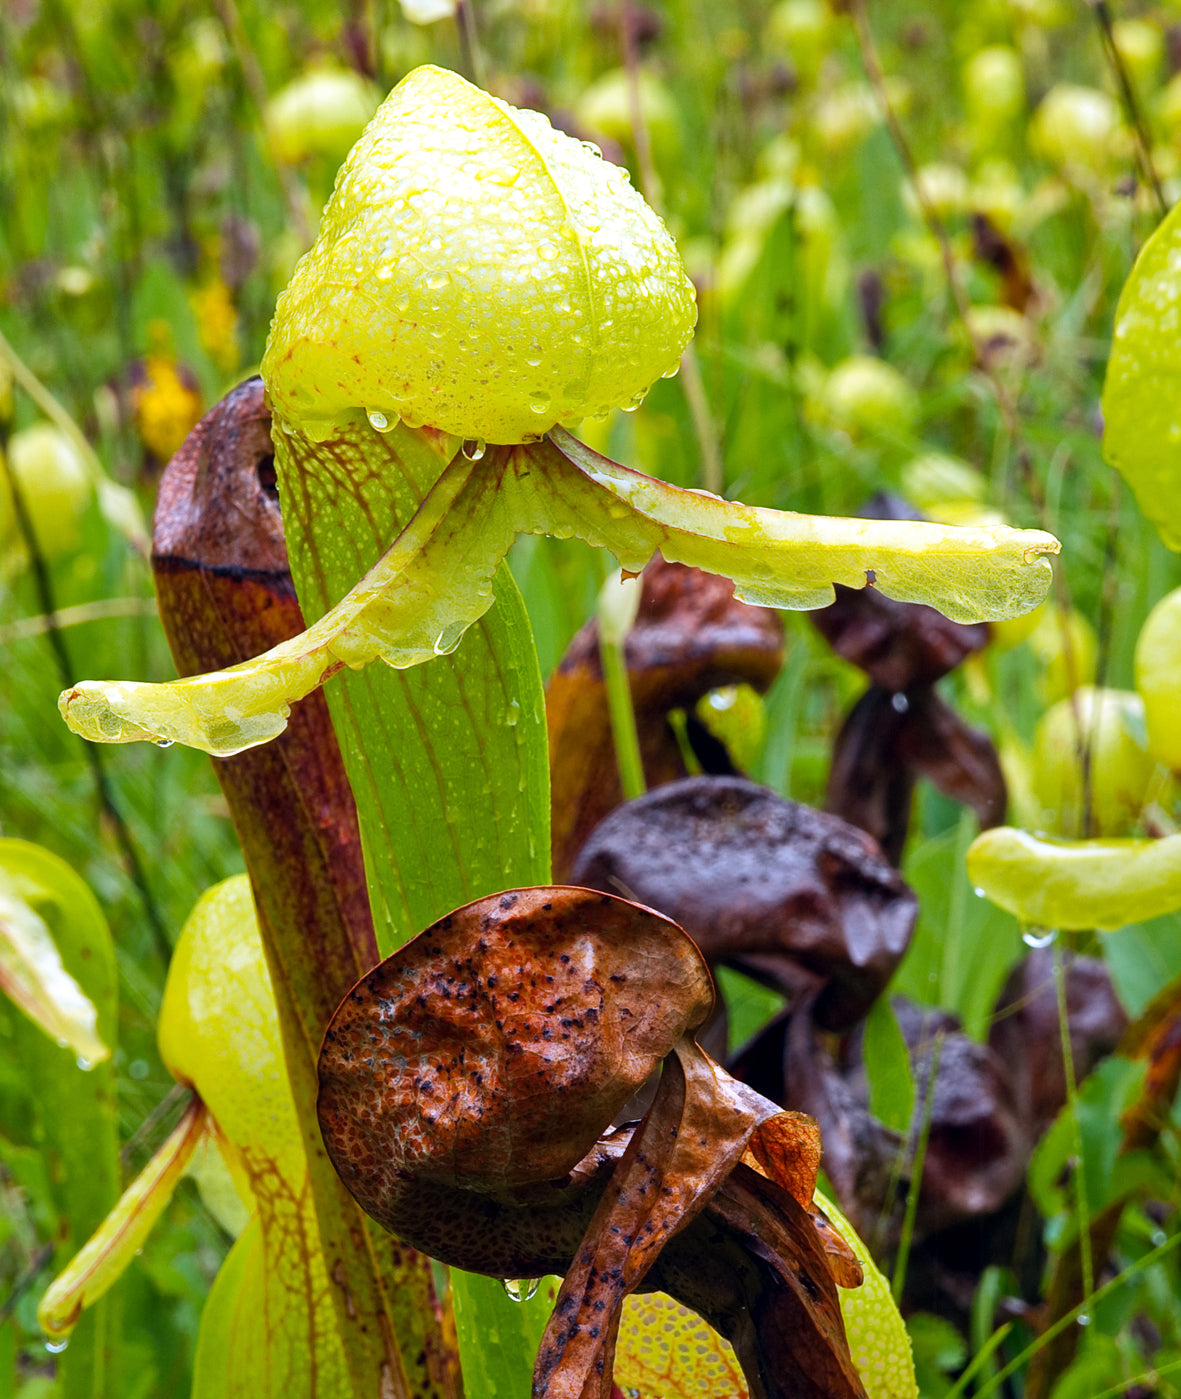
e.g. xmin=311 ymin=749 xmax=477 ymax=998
xmin=967 ymin=826 xmax=1181 ymax=930
xmin=262 ymin=65 xmax=697 ymax=444
xmin=571 ymin=776 xmax=916 ymax=1030
xmin=318 ymin=887 xmax=713 ymax=1208
xmin=318 ymin=886 xmax=871 ymax=1399
xmin=60 ymin=421 xmax=1058 ymax=758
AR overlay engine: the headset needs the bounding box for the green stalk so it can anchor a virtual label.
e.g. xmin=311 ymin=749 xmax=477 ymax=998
xmin=891 ymin=1030 xmax=943 ymax=1302
xmin=597 ymin=564 xmax=646 ymax=803
xmin=1054 ymin=941 xmax=1095 ymax=1308
xmin=274 ymin=415 xmax=551 ymax=1396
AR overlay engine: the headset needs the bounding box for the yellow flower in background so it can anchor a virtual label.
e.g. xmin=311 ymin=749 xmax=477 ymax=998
xmin=130 ymin=354 xmax=203 ymax=462
xmin=191 ymin=277 xmax=241 ymax=376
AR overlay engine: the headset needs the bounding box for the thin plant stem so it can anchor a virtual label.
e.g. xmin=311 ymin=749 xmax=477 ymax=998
xmin=619 ymin=0 xmax=660 ymax=210
xmin=0 ymin=598 xmax=158 ymax=647
xmin=599 ymin=636 xmax=646 ymax=802
xmin=0 ymin=1242 xmax=54 ymax=1325
xmin=970 ymin=1229 xmax=1181 ymax=1399
xmin=1054 ymin=941 xmax=1095 ymax=1307
xmin=1088 ymin=0 xmax=1168 ymax=219
xmin=1087 ymin=1356 xmax=1181 ymax=1399
xmin=120 ymin=1082 xmax=193 ymax=1169
xmin=891 ymin=1029 xmax=943 ymax=1301
xmin=0 ymin=431 xmax=171 ymax=966
xmin=944 ymin=1322 xmax=1014 ymax=1399
xmin=597 ymin=561 xmax=646 ymax=803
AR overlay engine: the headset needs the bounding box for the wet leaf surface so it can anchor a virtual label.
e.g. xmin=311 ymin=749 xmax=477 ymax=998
xmin=61 ymin=425 xmax=1058 ymax=756
xmin=571 ymin=776 xmax=916 ymax=1031
xmin=318 ymin=885 xmax=870 ymax=1399
xmin=548 ymin=558 xmax=784 ymax=878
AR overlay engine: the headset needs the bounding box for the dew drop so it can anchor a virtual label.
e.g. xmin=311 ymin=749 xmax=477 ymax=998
xmin=461 ymin=437 xmax=486 ymax=461
xmin=45 ymin=1337 xmax=69 ymax=1354
xmin=529 ymin=399 xmax=551 ymax=415
xmin=537 ymin=240 xmax=559 ymax=262
xmin=506 ymin=698 xmax=521 ymax=727
xmin=973 ymin=887 xmax=987 ymax=899
xmin=367 ymin=410 xmax=394 ymax=432
xmin=1076 ymin=1312 xmax=1091 ymax=1327
xmin=425 ymin=270 xmax=451 ymax=291
xmin=75 ymin=1055 xmax=94 ymax=1072
xmin=1152 ymin=1229 xmax=1168 ymax=1247
xmin=154 ymin=738 xmax=174 ymax=749
xmin=1022 ymin=925 xmax=1058 ymax=949
xmin=502 ymin=1278 xmax=540 ymax=1303
xmin=891 ymin=693 xmax=910 ymax=714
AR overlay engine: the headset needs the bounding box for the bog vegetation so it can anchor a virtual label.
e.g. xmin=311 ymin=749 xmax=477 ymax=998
xmin=3 ymin=3 xmax=1181 ymax=1399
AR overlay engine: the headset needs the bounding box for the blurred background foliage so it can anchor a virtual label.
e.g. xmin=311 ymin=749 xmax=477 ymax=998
xmin=5 ymin=0 xmax=1181 ymax=1394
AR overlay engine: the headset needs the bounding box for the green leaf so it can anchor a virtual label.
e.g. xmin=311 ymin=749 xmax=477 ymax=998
xmin=967 ymin=827 xmax=1181 ymax=931
xmin=0 ymin=840 xmax=120 ymax=1399
xmin=192 ymin=1217 xmax=352 ymax=1399
xmin=451 ymin=1273 xmax=556 ymax=1399
xmin=862 ymin=997 xmax=915 ymax=1134
xmin=59 ymin=425 xmax=1058 ymax=760
xmin=1102 ymin=198 xmax=1181 ymax=552
xmin=273 ymin=420 xmax=552 ymax=1391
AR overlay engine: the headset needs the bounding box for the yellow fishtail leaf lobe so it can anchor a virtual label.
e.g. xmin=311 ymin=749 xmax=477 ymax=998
xmin=41 ymin=877 xmax=361 ymax=1395
xmin=262 ymin=64 xmax=697 ymax=444
xmin=968 ymin=826 xmax=1181 ymax=930
xmin=38 ymin=1097 xmax=208 ymax=1337
xmin=59 ymin=424 xmax=1057 ymax=757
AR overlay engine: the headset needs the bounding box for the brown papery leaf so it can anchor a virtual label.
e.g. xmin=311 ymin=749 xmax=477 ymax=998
xmin=318 ymin=889 xmax=714 ymax=1235
xmin=318 ymin=886 xmax=868 ymax=1399
xmin=572 ymin=776 xmax=916 ymax=1031
xmin=548 ymin=558 xmax=784 ymax=878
